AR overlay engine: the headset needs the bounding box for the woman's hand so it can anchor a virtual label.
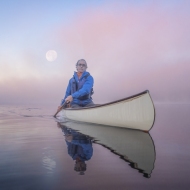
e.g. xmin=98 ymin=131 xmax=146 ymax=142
xmin=65 ymin=95 xmax=73 ymax=103
xmin=57 ymin=105 xmax=62 ymax=112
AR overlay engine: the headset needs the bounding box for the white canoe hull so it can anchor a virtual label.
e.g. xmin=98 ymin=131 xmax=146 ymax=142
xmin=61 ymin=90 xmax=155 ymax=131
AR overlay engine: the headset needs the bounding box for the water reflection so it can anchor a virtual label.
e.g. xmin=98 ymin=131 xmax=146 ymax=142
xmin=57 ymin=123 xmax=93 ymax=175
xmin=58 ymin=121 xmax=156 ymax=178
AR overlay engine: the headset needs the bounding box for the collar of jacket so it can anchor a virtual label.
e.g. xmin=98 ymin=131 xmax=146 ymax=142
xmin=73 ymin=71 xmax=89 ymax=81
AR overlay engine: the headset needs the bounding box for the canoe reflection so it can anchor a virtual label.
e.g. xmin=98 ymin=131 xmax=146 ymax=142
xmin=58 ymin=121 xmax=155 ymax=178
xmin=57 ymin=123 xmax=93 ymax=175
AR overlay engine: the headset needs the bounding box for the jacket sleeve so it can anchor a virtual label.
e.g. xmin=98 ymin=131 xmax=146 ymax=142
xmin=60 ymin=79 xmax=72 ymax=105
xmin=71 ymin=76 xmax=94 ymax=99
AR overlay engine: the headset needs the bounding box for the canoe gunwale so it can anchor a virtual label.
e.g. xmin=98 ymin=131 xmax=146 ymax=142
xmin=63 ymin=90 xmax=150 ymax=111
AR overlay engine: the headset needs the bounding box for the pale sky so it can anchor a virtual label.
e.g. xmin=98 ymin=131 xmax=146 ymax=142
xmin=0 ymin=0 xmax=190 ymax=105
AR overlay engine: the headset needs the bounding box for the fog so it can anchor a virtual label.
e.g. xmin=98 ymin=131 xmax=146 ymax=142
xmin=0 ymin=1 xmax=190 ymax=106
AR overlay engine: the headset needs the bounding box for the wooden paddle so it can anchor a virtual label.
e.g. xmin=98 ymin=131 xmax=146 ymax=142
xmin=54 ymin=101 xmax=68 ymax=118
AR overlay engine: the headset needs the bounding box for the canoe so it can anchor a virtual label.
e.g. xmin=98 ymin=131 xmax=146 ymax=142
xmin=58 ymin=121 xmax=156 ymax=178
xmin=61 ymin=90 xmax=155 ymax=131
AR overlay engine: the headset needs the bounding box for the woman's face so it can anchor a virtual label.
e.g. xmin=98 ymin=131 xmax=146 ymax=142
xmin=76 ymin=60 xmax=87 ymax=73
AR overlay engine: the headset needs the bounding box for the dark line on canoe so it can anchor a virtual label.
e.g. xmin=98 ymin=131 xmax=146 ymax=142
xmin=63 ymin=90 xmax=149 ymax=111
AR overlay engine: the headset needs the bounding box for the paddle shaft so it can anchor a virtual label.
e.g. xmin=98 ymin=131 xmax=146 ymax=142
xmin=54 ymin=101 xmax=68 ymax=117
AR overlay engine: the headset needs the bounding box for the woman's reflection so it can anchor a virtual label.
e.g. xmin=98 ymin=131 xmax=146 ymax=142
xmin=58 ymin=123 xmax=93 ymax=175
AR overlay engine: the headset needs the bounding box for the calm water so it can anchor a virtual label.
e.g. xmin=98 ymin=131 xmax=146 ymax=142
xmin=0 ymin=104 xmax=190 ymax=190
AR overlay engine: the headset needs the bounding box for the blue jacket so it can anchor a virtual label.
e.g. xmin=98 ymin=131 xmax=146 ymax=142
xmin=61 ymin=71 xmax=94 ymax=106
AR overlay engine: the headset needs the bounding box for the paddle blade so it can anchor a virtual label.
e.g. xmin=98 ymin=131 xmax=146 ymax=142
xmin=53 ymin=110 xmax=60 ymax=118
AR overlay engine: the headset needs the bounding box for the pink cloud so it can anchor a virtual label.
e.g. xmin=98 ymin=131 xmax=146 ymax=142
xmin=54 ymin=2 xmax=190 ymax=103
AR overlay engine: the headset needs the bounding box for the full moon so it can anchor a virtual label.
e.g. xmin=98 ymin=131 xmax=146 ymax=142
xmin=46 ymin=50 xmax=57 ymax=62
